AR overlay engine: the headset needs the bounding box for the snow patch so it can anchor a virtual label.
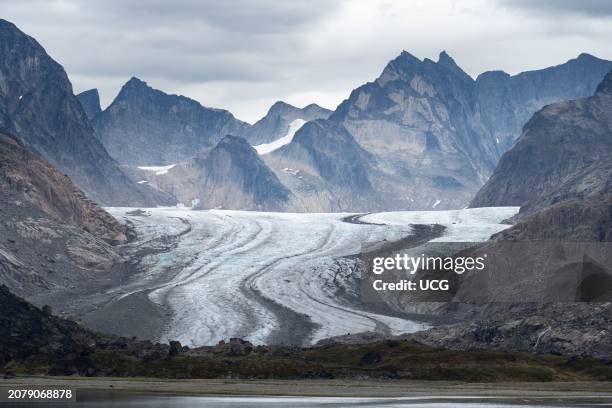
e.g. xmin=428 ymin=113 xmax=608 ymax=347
xmin=137 ymin=180 xmax=148 ymax=184
xmin=282 ymin=167 xmax=300 ymax=176
xmin=254 ymin=119 xmax=306 ymax=155
xmin=137 ymin=164 xmax=176 ymax=175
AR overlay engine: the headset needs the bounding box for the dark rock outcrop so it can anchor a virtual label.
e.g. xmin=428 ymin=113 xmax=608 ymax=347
xmin=413 ymin=302 xmax=612 ymax=361
xmin=0 ymin=19 xmax=168 ymax=206
xmin=242 ymin=101 xmax=331 ymax=145
xmin=92 ymin=77 xmax=250 ymax=166
xmin=76 ymin=88 xmax=102 ymax=121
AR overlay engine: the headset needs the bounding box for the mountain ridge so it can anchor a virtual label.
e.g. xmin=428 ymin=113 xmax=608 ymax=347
xmin=0 ymin=19 xmax=169 ymax=206
xmin=92 ymin=76 xmax=250 ymax=166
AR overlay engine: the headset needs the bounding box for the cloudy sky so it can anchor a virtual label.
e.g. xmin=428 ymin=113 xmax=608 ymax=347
xmin=1 ymin=0 xmax=611 ymax=123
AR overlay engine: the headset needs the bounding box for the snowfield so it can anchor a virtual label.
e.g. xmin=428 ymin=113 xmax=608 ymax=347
xmin=254 ymin=118 xmax=306 ymax=155
xmin=105 ymin=207 xmax=519 ymax=347
xmin=137 ymin=164 xmax=177 ymax=175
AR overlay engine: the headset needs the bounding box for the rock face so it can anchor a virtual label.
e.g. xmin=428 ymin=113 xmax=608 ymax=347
xmin=81 ymin=48 xmax=610 ymax=212
xmin=0 ymin=19 xmax=168 ymax=206
xmin=0 ymin=128 xmax=127 ymax=298
xmin=0 ymin=129 xmax=125 ymax=244
xmin=266 ymin=120 xmax=377 ymax=211
xmin=76 ymin=88 xmax=102 ymax=121
xmin=471 ymin=70 xmax=612 ymax=220
xmin=139 ymin=135 xmax=292 ymax=210
xmin=475 ymin=53 xmax=612 ymax=152
xmin=326 ymin=50 xmax=612 ymax=210
xmin=242 ymin=101 xmax=332 ymax=145
xmin=414 ymin=72 xmax=612 ymax=358
xmin=413 ymin=302 xmax=612 ymax=361
xmin=92 ymin=77 xmax=250 ymax=166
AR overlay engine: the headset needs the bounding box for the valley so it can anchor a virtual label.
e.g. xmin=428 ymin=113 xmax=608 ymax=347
xmin=54 ymin=207 xmax=518 ymax=347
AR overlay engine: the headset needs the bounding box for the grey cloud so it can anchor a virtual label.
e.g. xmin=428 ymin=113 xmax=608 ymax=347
xmin=0 ymin=0 xmax=610 ymax=122
xmin=497 ymin=0 xmax=612 ymax=17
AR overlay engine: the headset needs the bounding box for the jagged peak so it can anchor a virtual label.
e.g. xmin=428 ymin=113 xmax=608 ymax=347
xmin=0 ymin=18 xmax=18 ymax=31
xmin=398 ymin=50 xmax=421 ymax=62
xmin=124 ymin=76 xmax=149 ymax=89
xmin=437 ymin=50 xmax=459 ymax=68
xmin=79 ymin=88 xmax=99 ymax=98
xmin=436 ymin=50 xmax=473 ymax=81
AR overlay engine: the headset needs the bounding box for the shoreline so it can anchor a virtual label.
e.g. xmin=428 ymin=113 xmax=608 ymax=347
xmin=4 ymin=377 xmax=612 ymax=400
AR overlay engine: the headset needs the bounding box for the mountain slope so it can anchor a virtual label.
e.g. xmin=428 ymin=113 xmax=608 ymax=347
xmin=242 ymin=101 xmax=332 ymax=145
xmin=76 ymin=88 xmax=102 ymax=121
xmin=326 ymin=51 xmax=612 ymax=210
xmin=134 ymin=135 xmax=292 ymax=211
xmin=471 ymin=70 xmax=612 ymax=217
xmin=92 ymin=77 xmax=250 ymax=166
xmin=0 ymin=19 xmax=167 ymax=206
xmin=476 ymin=53 xmax=612 ymax=152
xmin=0 ymin=128 xmax=127 ymax=298
xmin=0 ymin=129 xmax=125 ymax=244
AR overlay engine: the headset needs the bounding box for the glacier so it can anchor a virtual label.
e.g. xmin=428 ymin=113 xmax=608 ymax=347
xmin=105 ymin=207 xmax=519 ymax=347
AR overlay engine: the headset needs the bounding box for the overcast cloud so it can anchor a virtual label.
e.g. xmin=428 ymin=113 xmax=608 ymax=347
xmin=1 ymin=0 xmax=611 ymax=122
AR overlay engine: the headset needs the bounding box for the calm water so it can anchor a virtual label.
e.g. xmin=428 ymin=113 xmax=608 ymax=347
xmin=3 ymin=391 xmax=605 ymax=407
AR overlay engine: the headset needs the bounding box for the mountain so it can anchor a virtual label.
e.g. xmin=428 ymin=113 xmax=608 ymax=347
xmin=472 ymin=69 xmax=612 ymax=242
xmin=0 ymin=19 xmax=168 ymax=206
xmin=0 ymin=128 xmax=125 ymax=298
xmin=412 ymin=73 xmax=612 ymax=357
xmin=265 ymin=120 xmax=377 ymax=211
xmin=242 ymin=101 xmax=332 ymax=145
xmin=476 ymin=53 xmax=612 ymax=152
xmin=0 ymin=129 xmax=125 ymax=243
xmin=92 ymin=77 xmax=250 ymax=166
xmin=133 ymin=135 xmax=292 ymax=211
xmin=326 ymin=50 xmax=612 ymax=210
xmin=471 ymin=70 xmax=612 ymax=219
xmin=76 ymin=88 xmax=102 ymax=120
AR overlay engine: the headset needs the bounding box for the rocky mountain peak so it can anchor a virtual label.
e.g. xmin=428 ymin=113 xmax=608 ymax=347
xmin=115 ymin=76 xmax=153 ymax=100
xmin=214 ymin=134 xmax=254 ymax=153
xmin=377 ymin=50 xmax=422 ymax=83
xmin=268 ymin=100 xmax=295 ymax=114
xmin=76 ymin=88 xmax=102 ymax=120
xmin=437 ymin=50 xmax=472 ymax=82
xmin=92 ymin=77 xmax=250 ymax=165
xmin=0 ymin=19 xmax=166 ymax=206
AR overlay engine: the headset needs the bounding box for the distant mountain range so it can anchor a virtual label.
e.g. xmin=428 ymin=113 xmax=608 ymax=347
xmin=0 ymin=19 xmax=172 ymax=207
xmin=472 ymin=70 xmax=612 ymax=241
xmin=1 ymin=18 xmax=610 ymax=213
xmin=82 ymin=48 xmax=611 ymax=211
